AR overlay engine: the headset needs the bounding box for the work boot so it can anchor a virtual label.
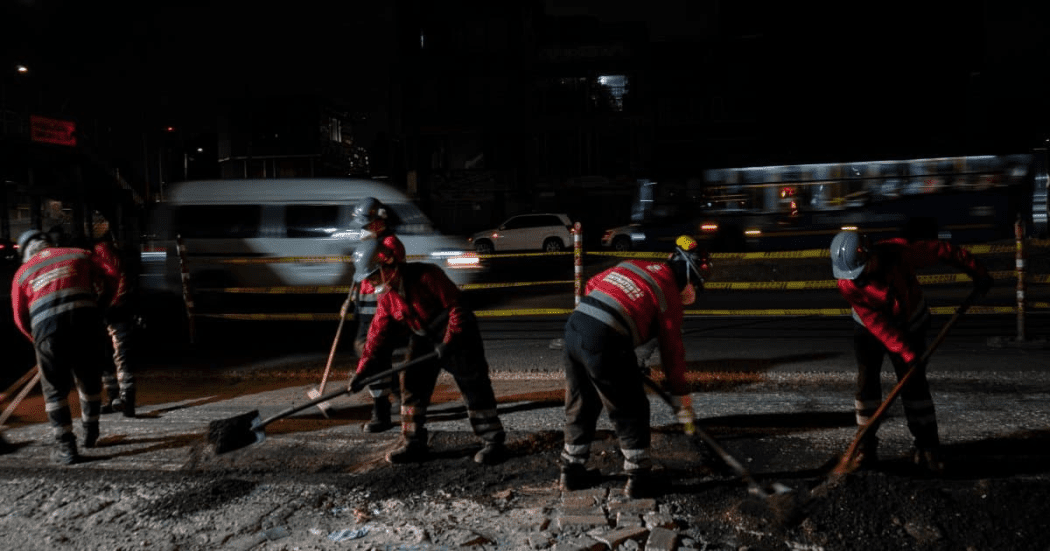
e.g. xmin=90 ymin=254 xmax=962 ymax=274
xmin=559 ymin=463 xmax=599 ymax=492
xmin=624 ymin=469 xmax=656 ymax=499
xmin=99 ymin=402 xmax=116 ymax=415
xmin=913 ymin=447 xmax=945 ymax=476
xmin=474 ymin=441 xmax=508 ymax=465
xmin=120 ymin=389 xmax=136 ymax=418
xmin=52 ymin=439 xmax=80 ymax=466
xmin=362 ymin=399 xmax=394 ymax=433
xmin=385 ymin=438 xmax=429 ymax=464
xmin=84 ymin=423 xmax=99 ymax=449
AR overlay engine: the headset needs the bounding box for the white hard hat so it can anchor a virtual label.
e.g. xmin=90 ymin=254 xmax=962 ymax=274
xmin=830 ymin=231 xmax=869 ymax=280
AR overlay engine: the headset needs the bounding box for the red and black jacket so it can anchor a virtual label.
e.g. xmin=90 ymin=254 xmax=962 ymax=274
xmin=837 ymin=238 xmax=989 ymax=363
xmin=11 ymin=247 xmax=119 ymax=341
xmin=575 ymin=259 xmax=690 ymax=396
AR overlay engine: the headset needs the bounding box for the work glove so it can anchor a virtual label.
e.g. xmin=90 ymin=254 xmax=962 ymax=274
xmin=339 ymin=298 xmax=353 ymax=320
xmin=974 ymin=274 xmax=994 ymax=298
xmin=434 ymin=341 xmax=451 ymax=360
xmin=349 ymin=368 xmax=371 ymax=393
xmin=670 ymin=394 xmax=696 ymax=436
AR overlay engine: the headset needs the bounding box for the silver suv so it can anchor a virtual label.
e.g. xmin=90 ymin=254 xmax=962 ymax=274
xmin=470 ymin=213 xmax=574 ymax=254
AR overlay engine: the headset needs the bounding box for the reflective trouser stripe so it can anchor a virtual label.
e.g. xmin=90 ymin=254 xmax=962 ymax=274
xmin=468 ymin=408 xmax=505 ymax=443
xmin=562 ymin=443 xmax=590 ymax=466
xmin=622 ymin=448 xmax=652 ymax=472
xmin=400 ymin=405 xmax=425 ymax=440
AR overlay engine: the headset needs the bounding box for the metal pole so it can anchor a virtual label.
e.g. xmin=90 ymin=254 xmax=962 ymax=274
xmin=574 ymin=222 xmax=582 ymax=306
xmin=1015 ymin=215 xmax=1026 ymax=342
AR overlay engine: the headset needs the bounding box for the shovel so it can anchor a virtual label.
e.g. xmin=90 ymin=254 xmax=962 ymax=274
xmin=0 ymin=368 xmax=41 ymax=453
xmin=307 ymin=288 xmax=357 ymax=418
xmin=831 ymin=287 xmax=981 ymax=475
xmin=205 ymin=351 xmax=438 ymax=455
xmin=1 ymin=367 xmax=38 ymax=404
xmin=641 ymin=374 xmax=793 ymax=499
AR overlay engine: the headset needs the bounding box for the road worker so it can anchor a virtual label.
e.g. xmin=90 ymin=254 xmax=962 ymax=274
xmin=560 ymin=235 xmax=707 ymax=498
xmin=348 ymin=236 xmax=508 ymax=465
xmin=830 ymin=230 xmax=994 ymax=474
xmin=10 ymin=229 xmax=120 ymax=464
xmin=345 ymin=197 xmax=401 ymax=433
xmin=92 ymin=213 xmax=137 ymax=417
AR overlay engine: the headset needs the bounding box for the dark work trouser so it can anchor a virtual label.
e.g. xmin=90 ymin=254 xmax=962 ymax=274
xmin=101 ymin=317 xmax=135 ymax=401
xmin=35 ymin=323 xmax=106 ymax=444
xmin=400 ymin=313 xmax=504 ymax=446
xmin=853 ymin=320 xmax=939 ymax=450
xmin=562 ymin=312 xmax=651 ymax=473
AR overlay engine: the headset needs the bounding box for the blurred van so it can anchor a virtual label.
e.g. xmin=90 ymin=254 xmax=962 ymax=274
xmin=140 ymin=177 xmax=481 ymax=302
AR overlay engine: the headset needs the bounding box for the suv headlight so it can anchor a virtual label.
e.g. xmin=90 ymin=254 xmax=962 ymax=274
xmin=431 ymin=250 xmax=480 ymax=269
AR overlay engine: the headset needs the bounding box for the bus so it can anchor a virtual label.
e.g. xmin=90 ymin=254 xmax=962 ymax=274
xmin=601 ymin=152 xmax=1049 ymax=252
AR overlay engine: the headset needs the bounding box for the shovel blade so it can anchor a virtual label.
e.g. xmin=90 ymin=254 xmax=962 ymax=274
xmin=207 ymin=410 xmax=264 ymax=455
xmin=306 ymin=388 xmax=333 ymax=418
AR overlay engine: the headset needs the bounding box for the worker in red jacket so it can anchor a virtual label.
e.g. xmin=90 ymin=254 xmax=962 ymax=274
xmin=561 ymin=235 xmax=707 ymax=499
xmin=10 ymin=229 xmax=120 ymax=465
xmin=830 ymin=230 xmax=993 ymax=474
xmin=349 ymin=237 xmax=507 ymax=465
xmin=91 ymin=213 xmax=137 ymax=418
xmin=344 ymin=197 xmax=402 ymax=433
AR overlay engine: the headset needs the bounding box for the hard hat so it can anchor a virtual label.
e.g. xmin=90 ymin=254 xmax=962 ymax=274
xmin=352 ymin=235 xmax=406 ymax=283
xmin=352 ymin=197 xmax=388 ymax=228
xmin=668 ymin=235 xmax=708 ymax=290
xmin=830 ymin=230 xmax=869 ymax=280
xmin=16 ymin=229 xmax=50 ymax=261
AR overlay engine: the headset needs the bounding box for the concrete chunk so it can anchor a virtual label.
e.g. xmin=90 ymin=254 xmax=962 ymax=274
xmin=592 ymin=526 xmax=649 ymax=548
xmin=646 ymin=526 xmax=679 ymax=551
xmin=608 ymin=498 xmax=657 ymax=516
xmin=644 ymin=511 xmax=676 ymax=529
xmin=555 ymin=515 xmax=611 ymax=531
xmin=552 ymin=534 xmax=606 ymax=551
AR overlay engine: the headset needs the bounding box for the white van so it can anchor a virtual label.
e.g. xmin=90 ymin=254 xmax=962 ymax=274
xmin=139 ymin=178 xmax=482 ymax=298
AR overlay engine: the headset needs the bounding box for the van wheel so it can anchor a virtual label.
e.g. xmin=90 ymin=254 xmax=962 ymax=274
xmin=543 ymin=238 xmax=564 ymax=252
xmin=474 ymin=240 xmax=494 ymax=255
xmin=611 ymin=236 xmax=631 ymax=252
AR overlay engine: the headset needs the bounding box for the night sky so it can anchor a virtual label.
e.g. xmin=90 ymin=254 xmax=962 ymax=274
xmin=4 ymin=1 xmax=1049 ymax=156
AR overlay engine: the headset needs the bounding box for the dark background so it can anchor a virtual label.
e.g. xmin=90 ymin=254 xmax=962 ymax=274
xmin=3 ymin=0 xmax=1049 ymax=235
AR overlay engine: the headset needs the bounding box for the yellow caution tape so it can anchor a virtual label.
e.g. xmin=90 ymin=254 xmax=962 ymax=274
xmin=473 ymin=308 xmax=575 ymax=317
xmin=192 ymin=302 xmax=1046 ymax=321
xmin=474 ymin=251 xmax=574 ymax=260
xmin=198 ymin=286 xmax=353 ymax=294
xmin=460 ymin=280 xmax=573 ymax=291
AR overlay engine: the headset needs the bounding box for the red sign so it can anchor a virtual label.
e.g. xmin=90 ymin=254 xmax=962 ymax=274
xmin=30 ymin=115 xmax=77 ymax=147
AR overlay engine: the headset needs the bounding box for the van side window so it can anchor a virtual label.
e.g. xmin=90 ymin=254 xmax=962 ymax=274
xmin=286 ymin=205 xmax=340 ymax=238
xmin=176 ymin=205 xmax=261 ymax=238
xmin=386 ymin=203 xmax=432 ymax=235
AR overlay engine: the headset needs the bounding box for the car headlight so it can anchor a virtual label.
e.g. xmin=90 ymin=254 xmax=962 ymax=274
xmin=431 ymin=250 xmax=480 ymax=269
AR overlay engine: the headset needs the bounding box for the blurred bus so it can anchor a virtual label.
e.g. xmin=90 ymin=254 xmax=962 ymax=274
xmin=603 ymin=152 xmax=1048 ymax=252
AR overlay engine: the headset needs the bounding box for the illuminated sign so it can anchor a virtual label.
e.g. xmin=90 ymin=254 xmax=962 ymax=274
xmin=30 ymin=115 xmax=77 ymax=147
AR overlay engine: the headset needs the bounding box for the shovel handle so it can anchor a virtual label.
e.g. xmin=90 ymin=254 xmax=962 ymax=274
xmin=641 ymin=374 xmax=765 ymax=492
xmin=257 ymin=350 xmax=439 ymax=429
xmin=318 ymin=285 xmax=359 ymax=394
xmin=1 ymin=367 xmax=38 ymax=403
xmin=835 ymin=288 xmax=981 ymax=473
xmin=0 ymin=370 xmax=41 ymax=427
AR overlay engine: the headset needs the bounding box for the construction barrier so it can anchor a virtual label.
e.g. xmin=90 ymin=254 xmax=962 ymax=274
xmin=176 ymin=226 xmax=1049 ymax=327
